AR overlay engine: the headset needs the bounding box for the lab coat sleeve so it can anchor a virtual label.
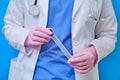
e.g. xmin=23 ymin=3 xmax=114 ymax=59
xmin=89 ymin=0 xmax=117 ymax=62
xmin=2 ymin=0 xmax=33 ymax=56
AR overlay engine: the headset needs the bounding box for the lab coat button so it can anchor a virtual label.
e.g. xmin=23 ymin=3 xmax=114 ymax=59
xmin=88 ymin=14 xmax=92 ymax=17
xmin=101 ymin=18 xmax=105 ymax=21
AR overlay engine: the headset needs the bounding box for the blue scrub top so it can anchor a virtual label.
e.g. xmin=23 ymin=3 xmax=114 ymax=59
xmin=33 ymin=0 xmax=75 ymax=80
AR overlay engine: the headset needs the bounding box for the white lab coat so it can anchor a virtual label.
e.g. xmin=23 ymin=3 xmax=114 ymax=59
xmin=2 ymin=0 xmax=117 ymax=80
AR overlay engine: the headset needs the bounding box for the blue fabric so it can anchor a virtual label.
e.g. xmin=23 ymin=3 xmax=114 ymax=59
xmin=33 ymin=0 xmax=75 ymax=80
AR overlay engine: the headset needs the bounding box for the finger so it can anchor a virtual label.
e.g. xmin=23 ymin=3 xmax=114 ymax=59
xmin=29 ymin=40 xmax=44 ymax=46
xmin=68 ymin=56 xmax=87 ymax=63
xmin=31 ymin=36 xmax=50 ymax=43
xmin=35 ymin=27 xmax=53 ymax=36
xmin=68 ymin=60 xmax=88 ymax=67
xmin=33 ymin=30 xmax=52 ymax=40
xmin=73 ymin=64 xmax=89 ymax=71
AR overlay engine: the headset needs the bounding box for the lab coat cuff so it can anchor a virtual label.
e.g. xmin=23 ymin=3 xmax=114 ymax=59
xmin=18 ymin=28 xmax=33 ymax=56
xmin=89 ymin=40 xmax=106 ymax=63
xmin=22 ymin=47 xmax=34 ymax=56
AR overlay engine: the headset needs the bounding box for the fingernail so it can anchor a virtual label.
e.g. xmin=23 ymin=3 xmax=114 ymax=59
xmin=67 ymin=61 xmax=70 ymax=63
xmin=68 ymin=59 xmax=72 ymax=62
xmin=49 ymin=28 xmax=53 ymax=32
xmin=48 ymin=28 xmax=54 ymax=36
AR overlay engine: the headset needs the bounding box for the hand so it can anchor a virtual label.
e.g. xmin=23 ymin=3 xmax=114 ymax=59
xmin=68 ymin=46 xmax=98 ymax=74
xmin=24 ymin=27 xmax=53 ymax=47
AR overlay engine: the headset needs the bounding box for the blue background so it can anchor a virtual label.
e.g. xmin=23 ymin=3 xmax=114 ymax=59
xmin=0 ymin=0 xmax=120 ymax=80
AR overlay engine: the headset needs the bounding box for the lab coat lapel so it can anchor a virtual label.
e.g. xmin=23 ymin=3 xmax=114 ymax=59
xmin=72 ymin=0 xmax=86 ymax=18
xmin=38 ymin=0 xmax=49 ymax=26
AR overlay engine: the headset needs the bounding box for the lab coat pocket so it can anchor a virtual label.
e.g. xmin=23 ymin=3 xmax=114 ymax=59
xmin=86 ymin=16 xmax=98 ymax=29
xmin=9 ymin=58 xmax=24 ymax=80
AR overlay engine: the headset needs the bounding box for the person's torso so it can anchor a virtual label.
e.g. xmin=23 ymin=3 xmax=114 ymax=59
xmin=33 ymin=0 xmax=75 ymax=80
xmin=8 ymin=0 xmax=102 ymax=80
